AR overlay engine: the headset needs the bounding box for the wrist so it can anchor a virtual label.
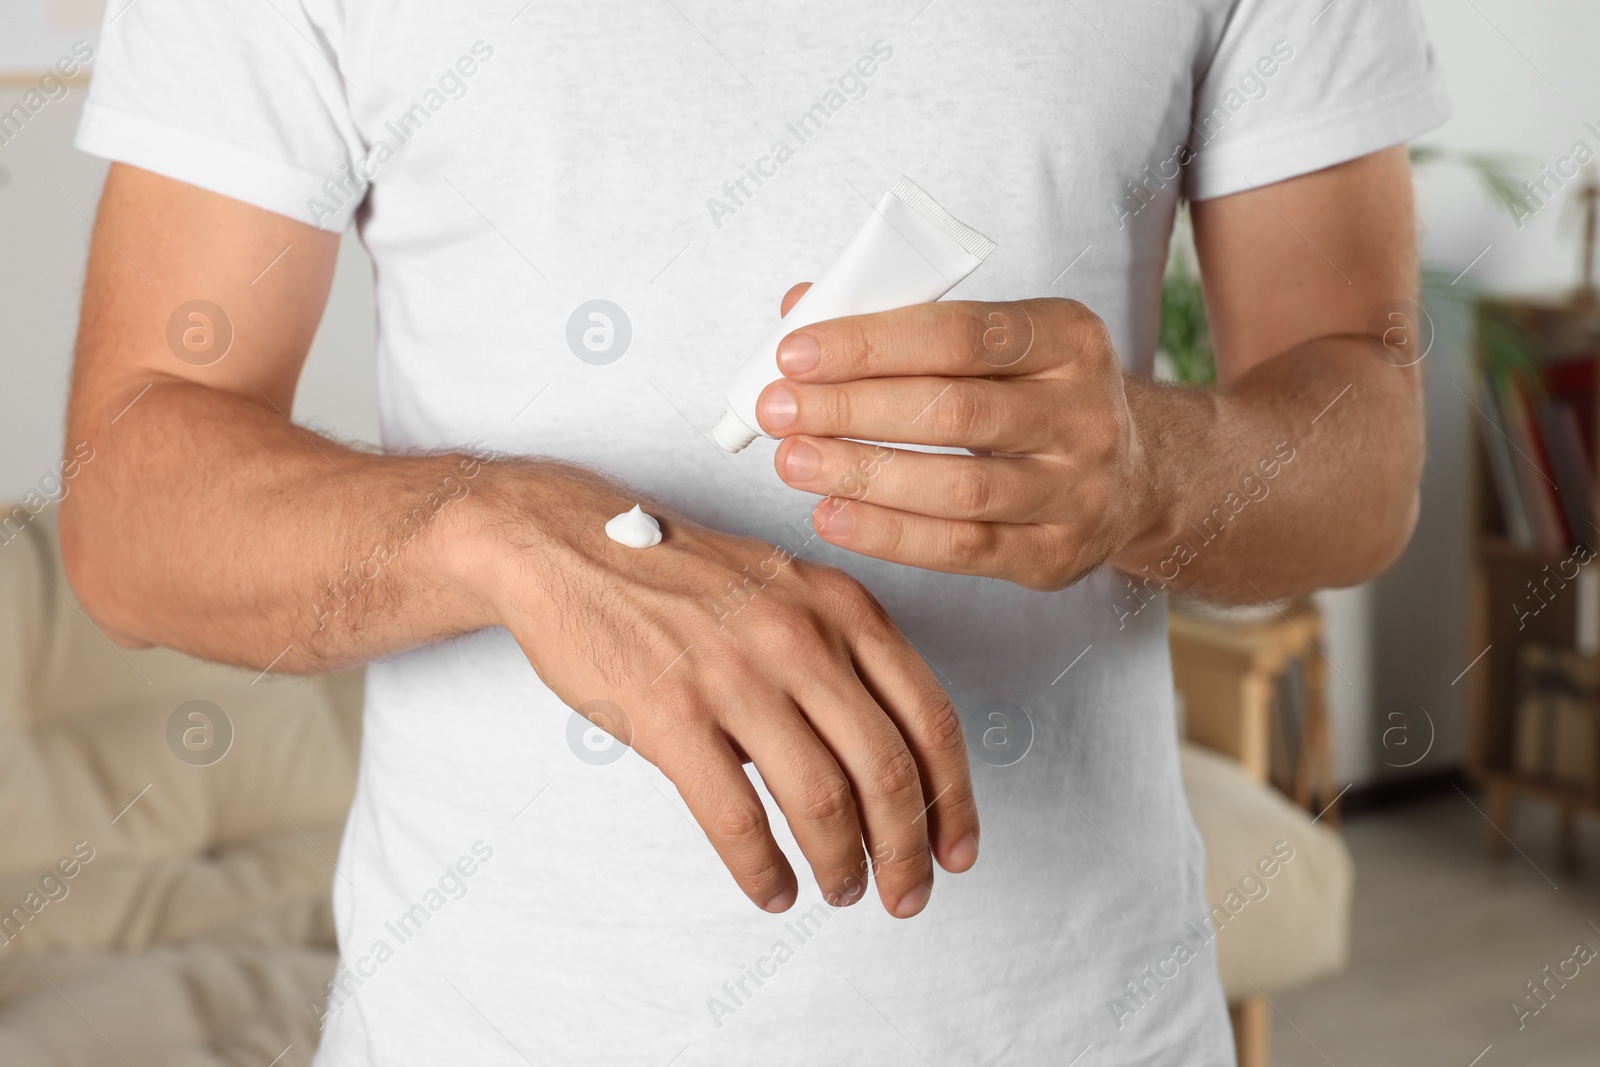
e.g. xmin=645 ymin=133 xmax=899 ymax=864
xmin=1106 ymin=379 xmax=1213 ymax=573
xmin=441 ymin=457 xmax=634 ymax=631
xmin=1108 ymin=479 xmax=1183 ymax=575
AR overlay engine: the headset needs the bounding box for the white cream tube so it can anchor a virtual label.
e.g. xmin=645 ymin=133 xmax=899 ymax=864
xmin=711 ymin=177 xmax=996 ymax=453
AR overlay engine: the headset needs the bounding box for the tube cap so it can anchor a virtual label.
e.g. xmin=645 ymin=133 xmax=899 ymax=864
xmin=711 ymin=409 xmax=760 ymax=453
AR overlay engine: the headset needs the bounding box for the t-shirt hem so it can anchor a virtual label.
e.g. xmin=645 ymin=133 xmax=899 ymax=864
xmin=1185 ymin=73 xmax=1452 ymax=201
xmin=74 ymin=99 xmax=360 ymax=231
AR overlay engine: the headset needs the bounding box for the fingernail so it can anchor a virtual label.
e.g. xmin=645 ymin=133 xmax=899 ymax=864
xmin=783 ymin=440 xmax=821 ymax=482
xmin=816 ymin=500 xmax=852 ymax=537
xmin=777 ymin=333 xmax=820 ymax=375
xmin=894 ymin=880 xmax=931 ymax=919
xmin=947 ymin=833 xmax=979 ymax=872
xmin=763 ymin=885 xmax=797 ymax=913
xmin=760 ymin=385 xmax=798 ymax=430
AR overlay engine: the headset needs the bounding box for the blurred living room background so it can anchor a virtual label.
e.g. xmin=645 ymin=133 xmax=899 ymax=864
xmin=3 ymin=1 xmax=1599 ymax=1065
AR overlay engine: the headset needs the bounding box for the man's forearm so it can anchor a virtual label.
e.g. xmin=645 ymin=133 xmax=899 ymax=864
xmin=62 ymin=375 xmax=583 ymax=673
xmin=1111 ymin=335 xmax=1422 ymax=604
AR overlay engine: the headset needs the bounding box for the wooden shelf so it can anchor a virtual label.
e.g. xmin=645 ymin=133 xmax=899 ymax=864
xmin=1476 ymin=535 xmax=1574 ymax=564
xmin=1465 ymin=295 xmax=1600 ymax=864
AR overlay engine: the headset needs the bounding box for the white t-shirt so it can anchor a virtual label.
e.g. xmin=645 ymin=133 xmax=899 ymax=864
xmin=79 ymin=3 xmax=1447 ymax=1064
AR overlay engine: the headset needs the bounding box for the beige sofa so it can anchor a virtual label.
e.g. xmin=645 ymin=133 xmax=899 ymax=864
xmin=0 ymin=507 xmax=359 ymax=1066
xmin=0 ymin=505 xmax=1349 ymax=1065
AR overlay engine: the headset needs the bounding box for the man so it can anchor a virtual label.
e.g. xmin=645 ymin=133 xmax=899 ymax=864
xmin=64 ymin=0 xmax=1446 ymax=1063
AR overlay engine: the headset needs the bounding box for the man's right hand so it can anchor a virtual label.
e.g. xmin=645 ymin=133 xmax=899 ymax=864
xmin=458 ymin=465 xmax=980 ymax=917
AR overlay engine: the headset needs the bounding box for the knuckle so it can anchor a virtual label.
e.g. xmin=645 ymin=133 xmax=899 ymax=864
xmin=753 ymin=603 xmax=828 ymax=653
xmin=846 ymin=320 xmax=883 ymax=377
xmin=835 ymin=454 xmax=876 ymax=501
xmin=959 ymin=306 xmax=992 ymax=362
xmin=946 ymin=520 xmax=996 ymax=570
xmin=1017 ymin=563 xmax=1060 ymax=592
xmin=871 ymin=512 xmax=907 ymax=564
xmin=869 ymin=745 xmax=923 ymax=800
xmin=872 ymin=837 xmax=930 ymax=879
xmin=819 ymin=386 xmax=853 ymax=432
xmin=796 ymin=772 xmax=856 ymax=827
xmin=1052 ymin=297 xmax=1095 ymax=326
xmin=711 ymin=800 xmax=768 ymax=846
xmin=743 ymin=852 xmax=790 ymax=896
xmin=921 ymin=697 xmax=965 ymax=751
xmin=1021 ymin=530 xmax=1080 ymax=591
xmin=947 ymin=463 xmax=993 ymax=518
xmin=820 ymin=568 xmax=871 ymax=610
xmin=936 ymin=382 xmax=988 ymax=441
xmin=824 ymin=570 xmax=893 ymax=635
xmin=648 ymin=684 xmax=702 ymax=733
xmin=1035 ymin=298 xmax=1080 ymax=334
xmin=1088 ymin=312 xmax=1115 ymax=351
xmin=941 ymin=780 xmax=980 ymax=824
xmin=825 ymin=566 xmax=872 ymax=600
xmin=1019 ymin=468 xmax=1059 ymax=521
xmin=1050 ymin=298 xmax=1113 ymax=352
xmin=1092 ymin=392 xmax=1126 ymax=436
xmin=983 ymin=303 xmax=1036 ymax=368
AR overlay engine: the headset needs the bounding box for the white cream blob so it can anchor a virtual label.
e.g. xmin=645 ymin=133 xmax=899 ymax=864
xmin=604 ymin=504 xmax=663 ymax=549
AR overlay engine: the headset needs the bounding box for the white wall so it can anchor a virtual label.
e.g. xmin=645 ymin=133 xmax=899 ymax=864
xmin=3 ymin=2 xmax=1595 ymax=787
xmin=0 ymin=78 xmax=380 ymax=508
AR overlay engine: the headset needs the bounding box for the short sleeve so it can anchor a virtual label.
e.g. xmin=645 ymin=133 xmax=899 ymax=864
xmin=1183 ymin=0 xmax=1450 ymax=201
xmin=75 ymin=0 xmax=366 ymax=231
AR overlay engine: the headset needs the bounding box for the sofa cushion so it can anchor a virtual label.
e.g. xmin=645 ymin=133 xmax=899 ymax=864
xmin=0 ymin=505 xmax=361 ymax=964
xmin=0 ymin=944 xmax=334 ymax=1067
xmin=1181 ymin=741 xmax=1353 ymax=999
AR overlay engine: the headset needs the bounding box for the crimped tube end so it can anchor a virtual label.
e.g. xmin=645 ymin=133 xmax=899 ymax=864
xmin=711 ymin=409 xmax=760 ymax=453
